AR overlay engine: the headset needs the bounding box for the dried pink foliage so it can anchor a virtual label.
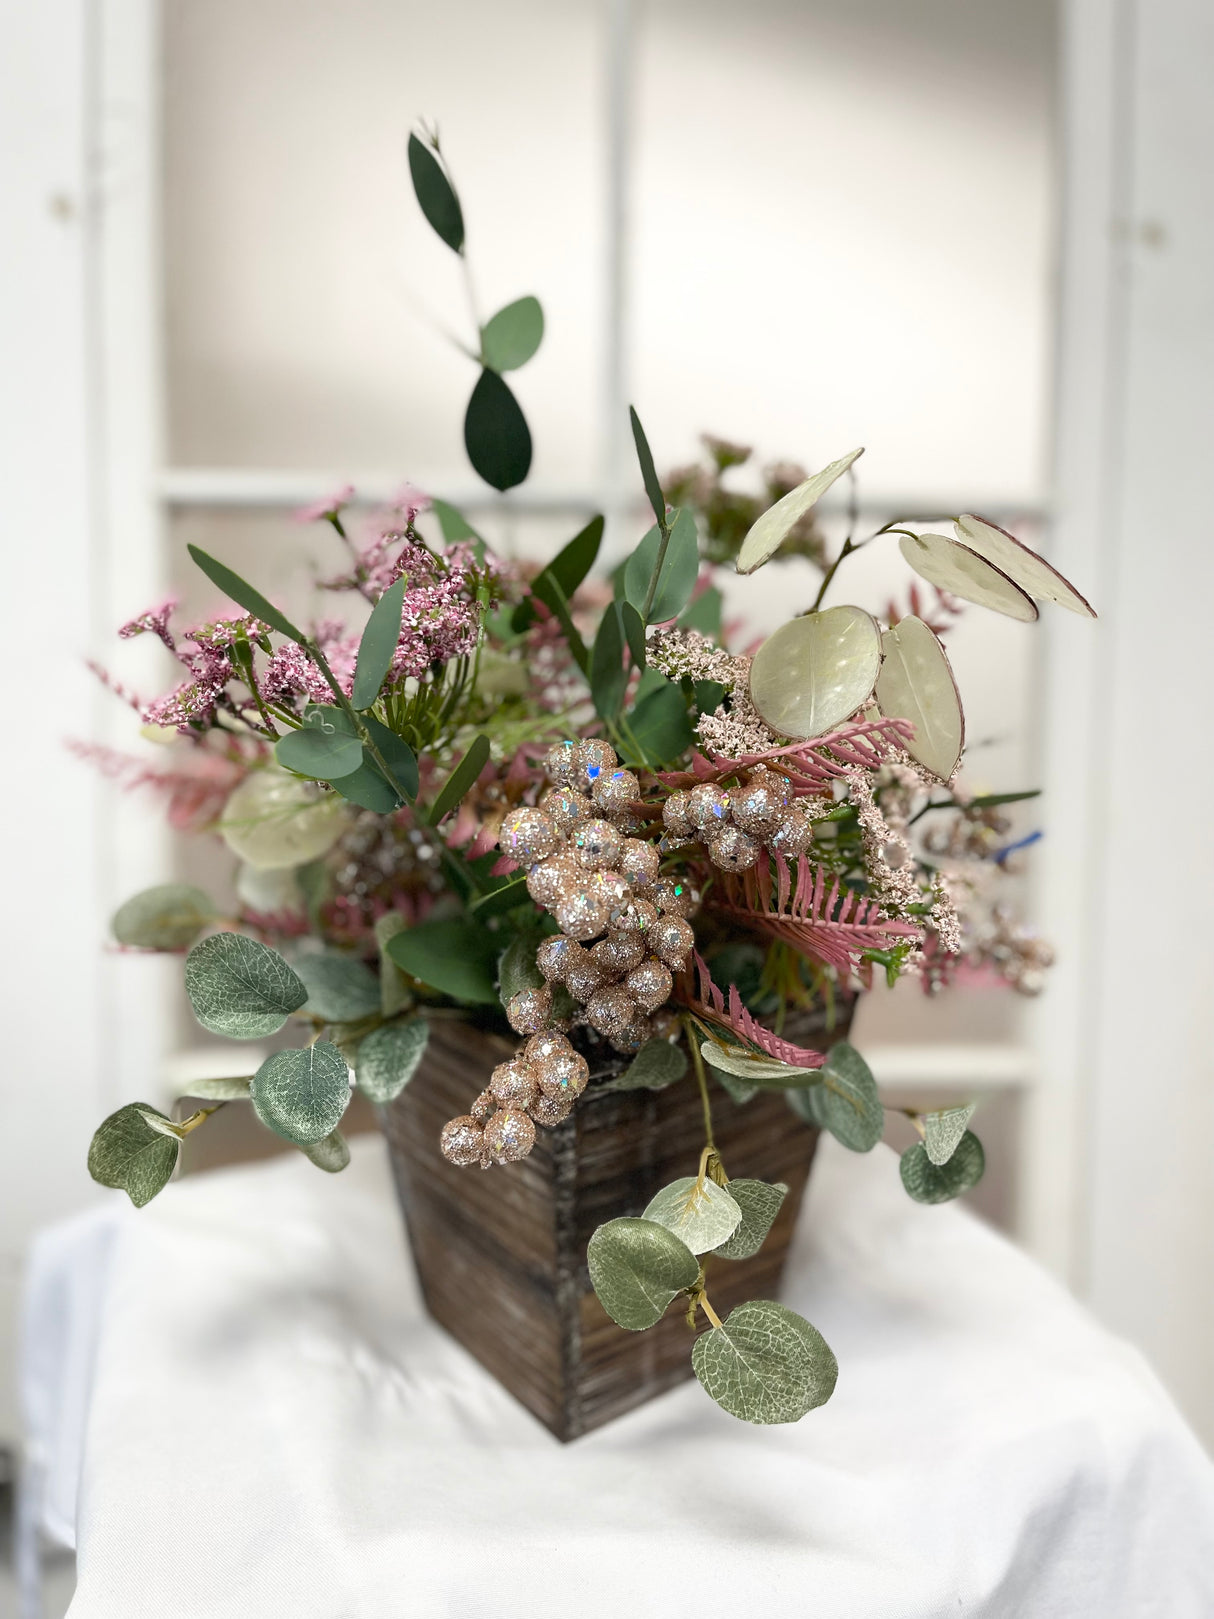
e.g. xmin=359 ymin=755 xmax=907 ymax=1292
xmin=656 ymin=715 xmax=916 ymax=797
xmin=684 ymin=952 xmax=826 ymax=1068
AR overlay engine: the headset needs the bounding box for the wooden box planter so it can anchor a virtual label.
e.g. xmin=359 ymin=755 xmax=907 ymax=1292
xmin=380 ymin=1010 xmax=850 ymax=1442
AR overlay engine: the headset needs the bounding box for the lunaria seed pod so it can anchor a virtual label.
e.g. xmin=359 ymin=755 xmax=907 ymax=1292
xmin=440 ymin=1115 xmax=485 ymax=1167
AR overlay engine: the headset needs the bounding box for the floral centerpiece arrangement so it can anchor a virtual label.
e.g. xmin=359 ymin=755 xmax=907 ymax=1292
xmin=86 ymin=128 xmax=1093 ymax=1429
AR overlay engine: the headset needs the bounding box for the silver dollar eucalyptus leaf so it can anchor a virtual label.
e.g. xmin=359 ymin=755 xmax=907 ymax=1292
xmin=711 ymin=1179 xmax=788 ymax=1260
xmin=587 ymin=1217 xmax=700 ymax=1331
xmin=355 ymin=1019 xmax=430 ymax=1105
xmin=643 ymin=1176 xmax=743 ymax=1255
xmin=874 ymin=615 xmax=965 ymax=782
xmin=111 ymin=884 xmax=217 ymax=951
xmin=901 ymin=1131 xmax=985 ymax=1203
xmin=87 ymin=1103 xmax=180 ymax=1207
xmin=692 ymin=1300 xmax=838 ymax=1424
xmin=749 ymin=605 xmax=882 ymax=741
xmin=250 ymin=1042 xmax=351 ymax=1146
xmin=737 ymin=448 xmax=864 ymax=574
xmin=299 ymin=1130 xmax=351 ymax=1173
xmin=898 ymin=532 xmax=1038 ymax=621
xmin=184 ymin=933 xmax=308 ymax=1040
xmin=923 ymin=1103 xmax=976 ymax=1166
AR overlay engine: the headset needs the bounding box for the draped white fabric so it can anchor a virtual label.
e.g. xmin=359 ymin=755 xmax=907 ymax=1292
xmin=29 ymin=1134 xmax=1214 ymax=1617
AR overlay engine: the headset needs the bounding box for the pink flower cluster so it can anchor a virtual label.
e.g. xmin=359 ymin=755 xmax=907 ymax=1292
xmin=123 ymin=606 xmax=270 ymax=734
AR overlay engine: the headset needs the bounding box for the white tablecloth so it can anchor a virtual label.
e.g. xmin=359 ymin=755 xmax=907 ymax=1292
xmin=26 ymin=1134 xmax=1214 ymax=1618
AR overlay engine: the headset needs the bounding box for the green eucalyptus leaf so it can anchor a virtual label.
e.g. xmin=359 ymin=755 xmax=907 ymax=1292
xmin=385 ymin=918 xmax=499 ymax=1004
xmin=356 ymin=1018 xmax=430 ymax=1104
xmin=111 ymin=884 xmax=216 ymax=951
xmin=464 ymin=368 xmax=532 ymax=492
xmin=625 ymin=678 xmax=694 ymax=768
xmin=621 ymin=600 xmax=647 ymax=670
xmin=875 ymin=616 xmax=965 ymax=782
xmin=87 ymin=1103 xmax=180 ymax=1207
xmin=531 ymin=568 xmax=589 ymax=674
xmin=711 ymin=1179 xmax=788 ymax=1260
xmin=498 ymin=934 xmax=544 ymax=1004
xmin=598 ymin=1037 xmax=688 ymax=1092
xmin=591 ymin=602 xmax=627 ymax=720
xmin=513 ymin=515 xmax=604 ymax=634
xmin=177 ymin=1076 xmax=252 ymax=1101
xmin=901 ymin=1131 xmax=985 ymax=1203
xmin=700 ymin=1040 xmax=819 ymax=1087
xmin=330 ymin=754 xmax=401 ymax=813
xmin=250 ymin=1042 xmax=351 ymax=1146
xmin=299 ymin=1129 xmax=350 ymax=1173
xmin=184 ymin=932 xmax=307 ymax=1039
xmin=628 ymin=405 xmax=667 ymax=531
xmin=362 ymin=716 xmax=419 ymax=799
xmin=352 ymin=577 xmax=406 ymax=709
xmin=587 ymin=1216 xmax=699 ymax=1331
xmin=407 ymin=132 xmax=464 ymax=253
xmin=430 ymin=497 xmax=480 ymax=543
xmin=643 ymin=1176 xmax=742 ymax=1255
xmin=294 ymin=952 xmax=381 ymax=1023
xmin=799 ymin=1040 xmax=884 ymax=1152
xmin=713 ymin=1067 xmax=759 ymax=1105
xmin=692 ymin=1300 xmax=838 ymax=1424
xmin=186 ymin=545 xmax=307 ymax=644
xmin=749 ymin=605 xmax=882 ymax=741
xmin=736 ymin=448 xmax=864 ymax=574
xmin=679 ymin=585 xmax=723 ymax=638
xmin=923 ymin=1103 xmax=977 ymax=1166
xmin=481 ymin=295 xmax=544 ymax=372
xmin=275 ymin=705 xmax=364 ymax=782
xmin=623 ymin=508 xmax=700 ymax=624
xmin=427 ymin=736 xmax=491 ymax=826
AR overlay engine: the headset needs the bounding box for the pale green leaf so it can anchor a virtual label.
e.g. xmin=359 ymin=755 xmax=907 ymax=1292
xmin=712 ymin=1179 xmax=788 ymax=1260
xmin=218 ymin=768 xmax=347 ymax=870
xmin=374 ymin=912 xmax=412 ymax=1018
xmin=923 ymin=1103 xmax=976 ymax=1166
xmin=643 ymin=1176 xmax=742 ymax=1255
xmin=875 ymin=615 xmax=965 ymax=781
xmin=481 ymin=295 xmax=544 ymax=372
xmin=700 ymin=1041 xmax=819 ymax=1087
xmin=798 ymin=1040 xmax=883 ymax=1152
xmin=955 ymin=514 xmax=1096 ymax=618
xmin=692 ymin=1300 xmax=838 ymax=1423
xmin=899 ymin=532 xmax=1038 ymax=621
xmin=736 ymin=448 xmax=864 ymax=574
xmin=749 ymin=605 xmax=882 ymax=740
xmin=177 ymin=1076 xmax=252 ymax=1101
xmin=587 ymin=1216 xmax=699 ymax=1331
xmin=294 ymin=952 xmax=381 ymax=1023
xmin=356 ymin=1018 xmax=430 ymax=1104
xmin=901 ymin=1131 xmax=985 ymax=1203
xmin=250 ymin=1042 xmax=351 ymax=1146
xmin=87 ymin=1103 xmax=179 ymax=1208
xmin=597 ymin=1037 xmax=688 ymax=1092
xmin=184 ymin=933 xmax=307 ymax=1040
xmin=111 ymin=884 xmax=216 ymax=951
xmin=299 ymin=1129 xmax=351 ymax=1173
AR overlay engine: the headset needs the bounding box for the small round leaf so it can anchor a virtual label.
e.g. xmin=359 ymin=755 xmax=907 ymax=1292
xmin=111 ymin=884 xmax=216 ymax=951
xmin=692 ymin=1300 xmax=838 ymax=1424
xmin=587 ymin=1217 xmax=700 ymax=1331
xmin=749 ymin=605 xmax=882 ymax=741
xmin=87 ymin=1104 xmax=180 ymax=1207
xmin=184 ymin=932 xmax=307 ymax=1040
xmin=356 ymin=1019 xmax=430 ymax=1104
xmin=251 ymin=1042 xmax=351 ymax=1146
xmin=299 ymin=1130 xmax=351 ymax=1173
xmin=464 ymin=368 xmax=532 ymax=492
xmin=900 ymin=1131 xmax=985 ymax=1203
xmin=642 ymin=1176 xmax=743 ymax=1255
xmin=874 ymin=615 xmax=965 ymax=782
xmin=294 ymin=952 xmax=382 ymax=1023
xmin=800 ymin=1041 xmax=883 ymax=1152
xmin=598 ymin=1038 xmax=688 ymax=1093
xmin=481 ymin=295 xmax=544 ymax=372
xmin=712 ymin=1179 xmax=788 ymax=1260
xmin=275 ymin=705 xmax=364 ymax=782
xmin=407 ymin=132 xmax=464 ymax=253
xmin=923 ymin=1103 xmax=976 ymax=1167
xmin=899 ymin=532 xmax=1038 ymax=621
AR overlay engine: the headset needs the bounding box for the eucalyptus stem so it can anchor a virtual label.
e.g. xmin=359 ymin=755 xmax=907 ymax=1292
xmin=640 ymin=513 xmax=672 ymax=623
xmin=683 ymin=1015 xmax=716 ymax=1155
xmin=698 ymin=1291 xmax=723 ymax=1330
xmin=175 ymin=1105 xmax=224 ymax=1136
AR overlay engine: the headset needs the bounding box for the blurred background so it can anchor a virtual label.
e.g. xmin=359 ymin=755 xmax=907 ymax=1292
xmin=3 ymin=0 xmax=1212 ymax=1577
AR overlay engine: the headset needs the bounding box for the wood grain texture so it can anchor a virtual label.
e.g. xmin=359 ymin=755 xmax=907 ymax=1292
xmin=381 ymin=1008 xmax=852 ymax=1441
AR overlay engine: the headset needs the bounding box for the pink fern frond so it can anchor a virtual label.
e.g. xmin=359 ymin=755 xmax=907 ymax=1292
xmin=682 ymin=952 xmax=826 ymax=1068
xmin=715 ymin=852 xmax=917 ymax=973
xmin=654 ymin=716 xmax=916 ymax=797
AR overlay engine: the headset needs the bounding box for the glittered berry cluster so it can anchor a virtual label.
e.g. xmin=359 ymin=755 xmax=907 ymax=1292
xmin=662 ymin=766 xmax=816 ymax=870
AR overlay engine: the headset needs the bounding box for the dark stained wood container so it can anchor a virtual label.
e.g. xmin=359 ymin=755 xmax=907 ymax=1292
xmin=380 ymin=1012 xmax=847 ymax=1441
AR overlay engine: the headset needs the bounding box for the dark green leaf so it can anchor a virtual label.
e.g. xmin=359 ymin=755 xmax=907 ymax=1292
xmin=356 ymin=1018 xmax=430 ymax=1104
xmin=464 ymin=368 xmax=532 ymax=492
xmin=900 ymin=1131 xmax=985 ymax=1203
xmin=511 ymin=514 xmax=603 ymax=633
xmin=531 ymin=569 xmax=589 ymax=673
xmin=712 ymin=1179 xmax=788 ymax=1260
xmin=795 ymin=1041 xmax=883 ymax=1151
xmin=88 ymin=1104 xmax=179 ymax=1207
xmin=587 ymin=1216 xmax=699 ymax=1331
xmin=299 ymin=1130 xmax=350 ymax=1172
xmin=591 ymin=602 xmax=627 ymax=720
xmin=966 ymin=790 xmax=1042 ymax=809
xmin=294 ymin=952 xmax=381 ymax=1023
xmin=693 ymin=679 xmax=727 ymax=715
xmin=625 ymin=678 xmax=694 ymax=767
xmin=430 ymin=497 xmax=480 ymax=543
xmin=629 ymin=405 xmax=666 ymax=531
xmin=186 ymin=545 xmax=306 ymax=644
xmin=407 ymin=132 xmax=464 ymax=252
xmin=498 ymin=934 xmax=543 ymax=1004
xmin=679 ymin=585 xmax=723 ymax=638
xmin=385 ymin=917 xmax=499 ymax=1003
xmin=362 ymin=716 xmax=419 ymax=799
xmin=428 ymin=735 xmax=491 ymax=826
xmin=621 ymin=600 xmax=647 ymax=670
xmin=623 ymin=508 xmax=700 ymax=624
xmin=184 ymin=933 xmax=307 ymax=1039
xmin=111 ymin=884 xmax=216 ymax=951
xmin=251 ymin=1042 xmax=351 ymax=1146
xmin=352 ymin=578 xmax=406 ymax=709
xmin=275 ymin=705 xmax=363 ymax=782
xmin=692 ymin=1300 xmax=838 ymax=1424
xmin=597 ymin=1037 xmax=688 ymax=1092
xmin=481 ymin=295 xmax=544 ymax=372
xmin=330 ymin=754 xmax=402 ymax=813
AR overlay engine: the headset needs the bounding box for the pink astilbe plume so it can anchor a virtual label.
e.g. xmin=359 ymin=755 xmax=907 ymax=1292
xmin=683 ymin=953 xmax=826 ymax=1068
xmin=715 ymin=853 xmax=918 ymax=974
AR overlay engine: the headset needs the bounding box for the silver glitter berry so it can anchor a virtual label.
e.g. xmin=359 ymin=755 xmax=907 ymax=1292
xmin=662 ymin=791 xmax=693 ymax=836
xmin=498 ymin=807 xmax=559 ymax=863
xmin=440 ymin=1115 xmax=484 ymax=1166
xmin=564 ymin=956 xmax=604 ymax=1000
xmin=529 ymin=1089 xmax=573 ymax=1127
xmin=732 ymin=768 xmax=793 ymax=834
xmin=535 ymin=934 xmax=577 ymax=983
xmin=588 ymin=869 xmax=631 ymax=909
xmin=617 ymin=838 xmax=660 ymax=890
xmin=536 ymin=1048 xmax=589 ymax=1100
xmin=586 ymin=985 xmax=636 ymax=1039
xmin=591 ymin=767 xmax=640 ymax=817
xmin=625 ymin=959 xmax=673 ymax=1013
xmin=544 ymin=740 xmax=580 ymax=785
xmin=540 ymin=785 xmax=594 ymax=835
xmin=524 ymin=1030 xmax=573 ymax=1066
xmin=483 ymin=1107 xmax=536 ymax=1164
xmin=506 ymin=985 xmax=553 ymax=1035
xmin=611 ymin=1014 xmax=654 ymax=1054
xmin=490 ymin=1058 xmax=540 ymax=1108
xmin=609 ymin=897 xmax=658 ymax=935
xmin=604 ymin=930 xmax=647 ymax=972
xmin=571 ymin=738 xmax=618 ymax=791
xmin=766 ymin=802 xmax=813 ymax=858
xmin=554 ymin=887 xmax=612 ymax=942
xmin=572 ymin=818 xmax=624 ymax=871
xmin=652 ymin=876 xmax=698 ymax=917
xmin=708 ymin=824 xmax=760 ymax=871
xmin=686 ymin=782 xmax=732 ymax=832
xmin=527 ymin=853 xmax=578 ymax=908
xmin=651 ymin=914 xmax=695 ymax=967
